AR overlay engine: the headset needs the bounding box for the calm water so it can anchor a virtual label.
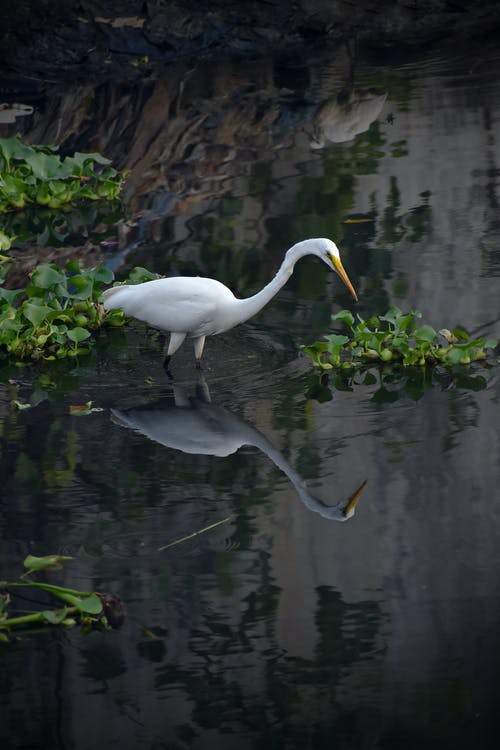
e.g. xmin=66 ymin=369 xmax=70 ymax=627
xmin=2 ymin=41 xmax=500 ymax=749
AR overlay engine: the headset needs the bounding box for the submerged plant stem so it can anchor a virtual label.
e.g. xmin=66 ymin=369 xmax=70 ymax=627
xmin=158 ymin=516 xmax=231 ymax=551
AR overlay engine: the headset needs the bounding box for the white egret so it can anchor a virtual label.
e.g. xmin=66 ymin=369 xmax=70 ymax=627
xmin=102 ymin=237 xmax=357 ymax=368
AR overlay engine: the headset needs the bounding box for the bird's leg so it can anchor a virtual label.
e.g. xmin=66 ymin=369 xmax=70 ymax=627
xmin=162 ymin=332 xmax=187 ymax=376
xmin=163 ymin=355 xmax=173 ymax=380
xmin=195 ymin=371 xmax=211 ymax=403
xmin=193 ymin=335 xmax=206 ymax=368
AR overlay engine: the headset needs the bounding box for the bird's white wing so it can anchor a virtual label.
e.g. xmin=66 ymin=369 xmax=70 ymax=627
xmin=102 ymin=276 xmax=234 ymax=336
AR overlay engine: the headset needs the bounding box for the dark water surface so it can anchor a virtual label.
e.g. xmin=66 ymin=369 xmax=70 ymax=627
xmin=2 ymin=41 xmax=500 ymax=749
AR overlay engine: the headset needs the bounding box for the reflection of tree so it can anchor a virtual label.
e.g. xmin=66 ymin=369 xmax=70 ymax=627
xmin=380 ymin=177 xmax=432 ymax=246
xmin=151 ymin=582 xmax=383 ymax=748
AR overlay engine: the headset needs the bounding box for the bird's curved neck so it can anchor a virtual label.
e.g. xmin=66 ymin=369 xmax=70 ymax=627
xmin=234 ymin=242 xmax=307 ymax=325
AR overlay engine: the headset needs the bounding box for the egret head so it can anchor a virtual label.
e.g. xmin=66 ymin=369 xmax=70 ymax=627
xmin=311 ymin=238 xmax=358 ymax=302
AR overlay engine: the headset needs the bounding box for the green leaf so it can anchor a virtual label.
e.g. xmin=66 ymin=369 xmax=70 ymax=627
xmin=90 ymin=266 xmax=114 ymax=285
xmin=67 ymin=274 xmax=93 ymax=299
xmin=126 ymin=266 xmax=162 ymax=285
xmin=0 ymin=135 xmax=34 ymax=168
xmin=415 ymin=324 xmax=437 ymax=343
xmin=23 ymin=151 xmax=73 ymax=181
xmin=484 ymin=338 xmax=497 ymax=349
xmin=22 ymin=301 xmax=53 ymax=326
xmin=23 ymin=554 xmax=73 ymax=573
xmin=76 ymin=594 xmax=102 ymax=615
xmin=331 ymin=309 xmax=355 ymax=328
xmin=31 ymin=264 xmax=67 ymax=289
xmin=67 ymin=326 xmax=91 ymax=343
xmin=443 ymin=346 xmax=466 ymax=365
xmin=0 ymin=287 xmax=23 ymax=305
xmin=452 ymin=327 xmax=469 ymax=341
xmin=325 ymin=334 xmax=349 ymax=349
xmin=42 ymin=608 xmax=69 ymax=624
xmin=70 ymin=151 xmax=112 ymax=168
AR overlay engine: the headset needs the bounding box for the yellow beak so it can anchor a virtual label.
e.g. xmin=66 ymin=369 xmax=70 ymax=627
xmin=329 ymin=254 xmax=358 ymax=301
xmin=342 ymin=479 xmax=367 ymax=516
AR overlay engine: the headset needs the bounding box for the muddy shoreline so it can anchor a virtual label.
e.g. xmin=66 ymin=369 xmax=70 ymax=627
xmin=2 ymin=1 xmax=500 ymax=86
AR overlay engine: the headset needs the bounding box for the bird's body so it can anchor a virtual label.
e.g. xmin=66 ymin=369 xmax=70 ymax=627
xmin=102 ymin=238 xmax=357 ymax=366
xmin=103 ymin=276 xmax=237 ymax=337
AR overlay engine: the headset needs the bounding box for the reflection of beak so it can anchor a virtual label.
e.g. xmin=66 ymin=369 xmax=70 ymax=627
xmin=329 ymin=254 xmax=358 ymax=301
xmin=342 ymin=479 xmax=367 ymax=517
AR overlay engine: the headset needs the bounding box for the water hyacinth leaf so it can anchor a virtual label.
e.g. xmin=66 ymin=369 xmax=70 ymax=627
xmin=0 ymin=231 xmax=12 ymax=251
xmin=0 ymin=135 xmax=34 ymax=168
xmin=415 ymin=324 xmax=437 ymax=343
xmin=126 ymin=266 xmax=162 ymax=285
xmin=31 ymin=264 xmax=67 ymax=289
xmin=400 ymin=311 xmax=422 ymax=332
xmin=70 ymin=151 xmax=112 ymax=169
xmin=23 ymin=554 xmax=73 ymax=573
xmin=0 ymin=287 xmax=23 ymax=305
xmin=91 ymin=266 xmax=114 ymax=285
xmin=67 ymin=274 xmax=94 ymax=299
xmin=23 ymin=151 xmax=73 ymax=181
xmin=67 ymin=327 xmax=91 ymax=344
xmin=331 ymin=309 xmax=355 ymax=328
xmin=22 ymin=302 xmax=53 ymax=326
xmin=325 ymin=334 xmax=349 ymax=350
xmin=452 ymin=327 xmax=470 ymax=341
xmin=443 ymin=347 xmax=466 ymax=365
xmin=13 ymin=400 xmax=33 ymax=410
xmin=42 ymin=609 xmax=70 ymax=624
xmin=75 ymin=594 xmax=103 ymax=614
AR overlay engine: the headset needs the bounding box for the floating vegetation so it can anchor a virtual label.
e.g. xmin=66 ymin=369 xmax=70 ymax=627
xmin=303 ymin=307 xmax=498 ymax=371
xmin=0 ymin=555 xmax=124 ymax=642
xmin=0 ymin=261 xmax=160 ymax=362
xmin=302 ymin=307 xmax=498 ymax=402
xmin=0 ymin=135 xmax=124 ymax=213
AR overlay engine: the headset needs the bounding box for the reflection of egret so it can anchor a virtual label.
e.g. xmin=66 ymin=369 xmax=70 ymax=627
xmin=111 ymin=377 xmax=366 ymax=521
xmin=102 ymin=238 xmax=357 ymax=368
xmin=310 ymin=89 xmax=387 ymax=148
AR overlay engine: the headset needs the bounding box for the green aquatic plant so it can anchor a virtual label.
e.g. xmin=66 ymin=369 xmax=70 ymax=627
xmin=0 ymin=135 xmax=124 ymax=213
xmin=0 ymin=230 xmax=12 ymax=250
xmin=0 ymin=261 xmax=124 ymax=361
xmin=0 ymin=555 xmax=123 ymax=641
xmin=0 ymin=262 xmax=161 ymax=362
xmin=302 ymin=307 xmax=498 ymax=371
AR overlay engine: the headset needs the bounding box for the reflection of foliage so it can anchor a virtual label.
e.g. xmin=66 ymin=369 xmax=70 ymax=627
xmin=305 ymin=365 xmax=490 ymax=404
xmin=380 ymin=179 xmax=432 ymax=245
xmin=344 ymin=122 xmax=386 ymax=176
xmin=442 ymin=390 xmax=481 ymax=453
xmin=390 ymin=139 xmax=409 ymax=158
xmin=150 ymin=582 xmax=383 ymax=748
xmin=413 ymin=677 xmax=469 ymax=727
xmin=315 ymin=586 xmax=381 ymax=667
